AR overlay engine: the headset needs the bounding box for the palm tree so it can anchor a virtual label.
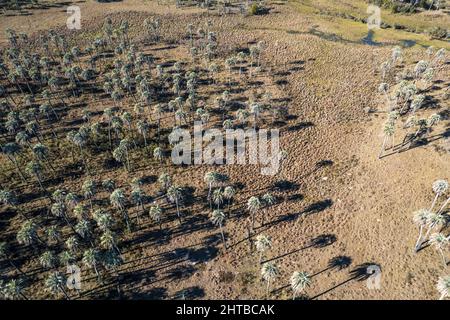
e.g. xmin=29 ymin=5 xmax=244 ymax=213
xmin=413 ymin=209 xmax=431 ymax=252
xmin=429 ymin=233 xmax=449 ymax=267
xmin=131 ymin=187 xmax=146 ymax=225
xmin=420 ymin=213 xmax=447 ymax=250
xmin=46 ymin=226 xmax=61 ymax=244
xmin=59 ymin=251 xmax=75 ymax=268
xmin=75 ymin=219 xmax=92 ymax=243
xmin=430 ymin=180 xmax=448 ymax=212
xmin=261 ymin=193 xmax=275 ymax=226
xmin=247 ymin=196 xmax=261 ymax=229
xmin=378 ymin=119 xmax=395 ymax=159
xmin=17 ymin=220 xmax=41 ymax=247
xmin=82 ymin=179 xmax=96 ymax=209
xmin=437 ymin=275 xmax=450 ymax=300
xmin=153 ymin=147 xmax=163 ymax=165
xmin=100 ymin=230 xmax=121 ymax=255
xmin=204 ymin=171 xmax=220 ymax=206
xmin=261 ymin=262 xmax=279 ymax=298
xmin=223 ymin=186 xmax=235 ymax=216
xmin=255 ymin=234 xmax=272 ymax=265
xmin=137 ymin=120 xmax=150 ymax=147
xmin=65 ymin=236 xmax=79 ymax=254
xmin=149 ymin=204 xmax=163 ymax=230
xmin=211 ymin=209 xmax=227 ymax=249
xmin=39 ymin=251 xmax=56 ymax=269
xmin=94 ymin=209 xmax=114 ymax=231
xmin=110 ymin=188 xmax=131 ymax=231
xmin=158 ymin=173 xmax=172 ymax=193
xmin=291 ymin=271 xmax=311 ymax=300
xmin=82 ymin=248 xmax=101 ymax=282
xmin=25 ymin=160 xmax=45 ymax=190
xmin=4 ymin=279 xmax=28 ymax=300
xmin=45 ymin=272 xmax=70 ymax=300
xmin=167 ymin=185 xmax=183 ymax=224
xmin=212 ymin=188 xmax=224 ymax=210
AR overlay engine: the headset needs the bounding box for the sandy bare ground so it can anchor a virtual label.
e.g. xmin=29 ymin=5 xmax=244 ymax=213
xmin=0 ymin=1 xmax=448 ymax=299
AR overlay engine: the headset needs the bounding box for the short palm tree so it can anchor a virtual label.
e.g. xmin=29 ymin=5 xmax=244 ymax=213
xmin=204 ymin=171 xmax=220 ymax=203
xmin=82 ymin=179 xmax=96 ymax=209
xmin=158 ymin=173 xmax=172 ymax=192
xmin=261 ymin=262 xmax=279 ymax=298
xmin=437 ymin=275 xmax=450 ymax=300
xmin=65 ymin=236 xmax=79 ymax=253
xmin=261 ymin=193 xmax=275 ymax=226
xmin=212 ymin=188 xmax=224 ymax=210
xmin=420 ymin=213 xmax=447 ymax=250
xmin=211 ymin=210 xmax=227 ymax=249
xmin=290 ymin=271 xmax=311 ymax=300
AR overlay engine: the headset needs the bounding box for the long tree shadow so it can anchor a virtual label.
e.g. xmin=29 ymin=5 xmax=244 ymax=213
xmin=310 ymin=262 xmax=380 ymax=299
xmin=262 ymin=234 xmax=337 ymax=264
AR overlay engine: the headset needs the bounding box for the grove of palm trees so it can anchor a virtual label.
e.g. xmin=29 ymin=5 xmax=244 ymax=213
xmin=0 ymin=0 xmax=449 ymax=301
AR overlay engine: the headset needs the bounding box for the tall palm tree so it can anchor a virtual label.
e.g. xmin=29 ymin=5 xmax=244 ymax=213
xmin=420 ymin=213 xmax=447 ymax=250
xmin=94 ymin=209 xmax=114 ymax=231
xmin=211 ymin=210 xmax=227 ymax=249
xmin=429 ymin=233 xmax=449 ymax=267
xmin=247 ymin=196 xmax=261 ymax=229
xmin=149 ymin=204 xmax=163 ymax=230
xmin=110 ymin=188 xmax=131 ymax=231
xmin=212 ymin=188 xmax=224 ymax=210
xmin=223 ymin=186 xmax=235 ymax=216
xmin=413 ymin=209 xmax=431 ymax=252
xmin=131 ymin=187 xmax=146 ymax=225
xmin=82 ymin=179 xmax=96 ymax=209
xmin=167 ymin=185 xmax=183 ymax=224
xmin=82 ymin=248 xmax=101 ymax=282
xmin=261 ymin=193 xmax=275 ymax=226
xmin=204 ymin=171 xmax=220 ymax=206
xmin=255 ymin=234 xmax=272 ymax=265
xmin=430 ymin=180 xmax=448 ymax=212
xmin=153 ymin=147 xmax=163 ymax=165
xmin=136 ymin=120 xmax=149 ymax=147
xmin=45 ymin=272 xmax=70 ymax=300
xmin=261 ymin=262 xmax=279 ymax=298
xmin=437 ymin=275 xmax=450 ymax=300
xmin=158 ymin=173 xmax=172 ymax=192
xmin=291 ymin=271 xmax=311 ymax=300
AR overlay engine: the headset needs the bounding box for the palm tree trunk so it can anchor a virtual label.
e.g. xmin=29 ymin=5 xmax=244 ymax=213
xmin=220 ymin=224 xmax=227 ymax=249
xmin=414 ymin=225 xmax=424 ymax=252
xmin=439 ymin=249 xmax=447 ymax=267
xmin=429 ymin=194 xmax=440 ymax=212
xmin=437 ymin=197 xmax=449 ymax=214
xmin=378 ymin=136 xmax=388 ymax=159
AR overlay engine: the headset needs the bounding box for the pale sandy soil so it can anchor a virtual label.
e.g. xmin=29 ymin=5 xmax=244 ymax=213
xmin=0 ymin=1 xmax=448 ymax=300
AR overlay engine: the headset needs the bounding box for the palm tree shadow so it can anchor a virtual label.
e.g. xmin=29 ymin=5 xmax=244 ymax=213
xmin=310 ymin=262 xmax=379 ymax=300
